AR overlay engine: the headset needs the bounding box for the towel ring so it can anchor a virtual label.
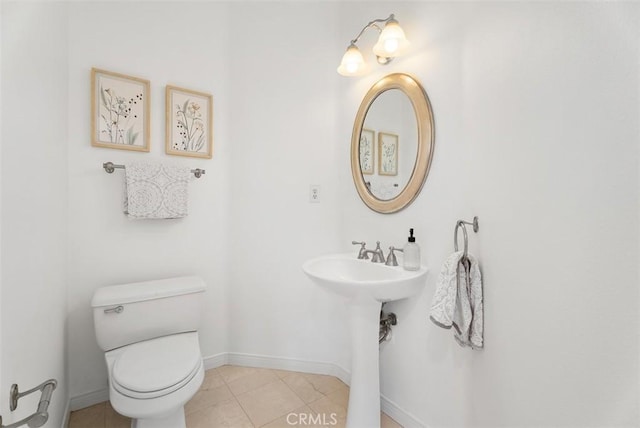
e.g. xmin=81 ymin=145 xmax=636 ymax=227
xmin=454 ymin=216 xmax=479 ymax=259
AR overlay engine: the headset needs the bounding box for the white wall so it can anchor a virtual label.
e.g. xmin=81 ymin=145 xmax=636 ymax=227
xmin=336 ymin=2 xmax=639 ymax=427
xmin=227 ymin=2 xmax=349 ymax=368
xmin=1 ymin=2 xmax=68 ymax=426
xmin=66 ymin=2 xmax=232 ymax=399
xmin=0 ymin=2 xmax=4 ymax=423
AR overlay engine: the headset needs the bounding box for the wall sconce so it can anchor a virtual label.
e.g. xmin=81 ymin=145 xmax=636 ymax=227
xmin=337 ymin=14 xmax=410 ymax=77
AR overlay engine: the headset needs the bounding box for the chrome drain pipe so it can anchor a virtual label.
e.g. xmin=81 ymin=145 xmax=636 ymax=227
xmin=379 ymin=305 xmax=397 ymax=344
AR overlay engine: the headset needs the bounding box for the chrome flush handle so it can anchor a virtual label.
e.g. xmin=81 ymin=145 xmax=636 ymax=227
xmin=104 ymin=305 xmax=124 ymax=314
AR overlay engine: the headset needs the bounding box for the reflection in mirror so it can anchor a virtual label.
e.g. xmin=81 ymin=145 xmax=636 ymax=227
xmin=351 ymin=73 xmax=434 ymax=214
xmin=361 ymin=89 xmax=417 ymax=200
xmin=359 ymin=129 xmax=375 ymax=175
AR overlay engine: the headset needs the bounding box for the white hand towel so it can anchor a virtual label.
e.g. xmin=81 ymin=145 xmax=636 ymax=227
xmin=430 ymin=251 xmax=483 ymax=349
xmin=123 ymin=162 xmax=190 ymax=219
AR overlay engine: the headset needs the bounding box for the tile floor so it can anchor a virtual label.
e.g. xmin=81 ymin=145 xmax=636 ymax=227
xmin=68 ymin=365 xmax=402 ymax=428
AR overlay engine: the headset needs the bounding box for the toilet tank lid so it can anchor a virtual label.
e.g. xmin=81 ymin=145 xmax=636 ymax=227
xmin=91 ymin=276 xmax=206 ymax=307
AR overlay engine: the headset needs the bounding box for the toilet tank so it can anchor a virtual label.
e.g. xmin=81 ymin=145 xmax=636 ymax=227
xmin=92 ymin=276 xmax=206 ymax=351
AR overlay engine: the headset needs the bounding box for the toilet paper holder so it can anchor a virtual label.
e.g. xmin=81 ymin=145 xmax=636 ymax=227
xmin=0 ymin=379 xmax=57 ymax=428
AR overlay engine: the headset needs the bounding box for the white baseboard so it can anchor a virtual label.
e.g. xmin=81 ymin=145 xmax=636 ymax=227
xmin=381 ymin=393 xmax=427 ymax=428
xmin=69 ymin=352 xmax=423 ymax=428
xmin=217 ymin=352 xmax=351 ymax=386
xmin=69 ymin=387 xmax=109 ymax=412
xmin=202 ymin=352 xmax=228 ymax=370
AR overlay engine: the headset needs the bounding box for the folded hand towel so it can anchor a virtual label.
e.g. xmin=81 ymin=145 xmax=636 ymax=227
xmin=430 ymin=251 xmax=483 ymax=349
xmin=123 ymin=162 xmax=190 ymax=219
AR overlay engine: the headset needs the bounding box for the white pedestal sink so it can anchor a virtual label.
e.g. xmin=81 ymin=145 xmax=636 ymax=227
xmin=302 ymin=253 xmax=428 ymax=428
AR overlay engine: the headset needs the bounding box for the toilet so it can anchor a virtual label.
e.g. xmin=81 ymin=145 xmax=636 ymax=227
xmin=92 ymin=276 xmax=206 ymax=428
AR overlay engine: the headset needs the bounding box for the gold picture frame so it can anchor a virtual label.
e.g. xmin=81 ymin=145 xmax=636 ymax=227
xmin=166 ymin=85 xmax=213 ymax=159
xmin=378 ymin=132 xmax=398 ymax=176
xmin=91 ymin=68 xmax=150 ymax=152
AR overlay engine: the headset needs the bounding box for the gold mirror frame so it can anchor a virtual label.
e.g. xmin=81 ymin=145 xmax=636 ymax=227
xmin=351 ymin=73 xmax=435 ymax=214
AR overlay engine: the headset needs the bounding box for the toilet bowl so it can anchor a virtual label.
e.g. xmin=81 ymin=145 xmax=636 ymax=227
xmin=106 ymin=332 xmax=204 ymax=428
xmin=92 ymin=276 xmax=206 ymax=428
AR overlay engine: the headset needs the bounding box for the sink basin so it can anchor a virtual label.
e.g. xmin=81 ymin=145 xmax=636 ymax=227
xmin=302 ymin=253 xmax=427 ymax=302
xmin=303 ymin=253 xmax=428 ymax=428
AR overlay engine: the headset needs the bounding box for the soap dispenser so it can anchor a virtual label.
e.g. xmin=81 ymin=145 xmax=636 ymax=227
xmin=403 ymin=228 xmax=421 ymax=271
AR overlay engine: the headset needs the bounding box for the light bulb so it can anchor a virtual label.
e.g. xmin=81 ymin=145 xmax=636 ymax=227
xmin=383 ymin=38 xmax=399 ymax=54
xmin=337 ymin=44 xmax=368 ymax=77
xmin=373 ymin=18 xmax=410 ymax=58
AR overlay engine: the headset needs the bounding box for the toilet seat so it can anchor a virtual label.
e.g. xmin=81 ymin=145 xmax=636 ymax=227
xmin=111 ymin=333 xmax=202 ymax=400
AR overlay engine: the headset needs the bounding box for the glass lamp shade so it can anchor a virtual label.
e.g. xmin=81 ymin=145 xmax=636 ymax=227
xmin=337 ymin=44 xmax=368 ymax=76
xmin=372 ymin=19 xmax=410 ymax=58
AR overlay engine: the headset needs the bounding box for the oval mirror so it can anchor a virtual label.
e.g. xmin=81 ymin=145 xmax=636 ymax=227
xmin=351 ymin=73 xmax=434 ymax=213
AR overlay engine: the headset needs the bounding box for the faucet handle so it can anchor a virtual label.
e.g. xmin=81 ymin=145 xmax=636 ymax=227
xmin=385 ymin=246 xmax=404 ymax=266
xmin=352 ymin=241 xmax=369 ymax=260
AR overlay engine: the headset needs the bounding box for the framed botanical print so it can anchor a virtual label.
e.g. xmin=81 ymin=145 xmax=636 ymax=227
xmin=166 ymin=85 xmax=213 ymax=159
xmin=91 ymin=68 xmax=150 ymax=152
xmin=378 ymin=132 xmax=398 ymax=176
xmin=359 ymin=128 xmax=375 ymax=175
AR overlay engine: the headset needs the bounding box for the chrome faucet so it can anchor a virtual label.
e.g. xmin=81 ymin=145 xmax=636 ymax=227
xmin=352 ymin=241 xmax=369 ymax=260
xmin=365 ymin=241 xmax=385 ymax=263
xmin=385 ymin=246 xmax=403 ymax=266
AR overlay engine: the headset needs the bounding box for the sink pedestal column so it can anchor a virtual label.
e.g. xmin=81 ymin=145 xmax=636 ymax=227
xmin=346 ymin=296 xmax=382 ymax=428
